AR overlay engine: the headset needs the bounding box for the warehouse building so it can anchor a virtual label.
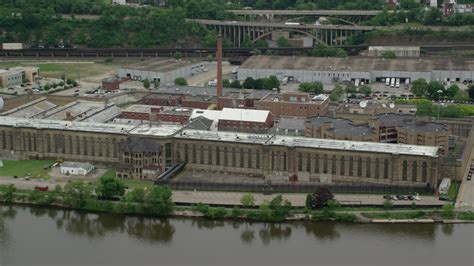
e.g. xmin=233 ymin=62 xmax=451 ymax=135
xmin=0 ymin=67 xmax=39 ymax=88
xmin=117 ymin=59 xmax=208 ymax=84
xmin=238 ymin=56 xmax=474 ymax=84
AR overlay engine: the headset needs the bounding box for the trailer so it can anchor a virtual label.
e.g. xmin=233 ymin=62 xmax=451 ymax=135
xmin=438 ymin=178 xmax=451 ymax=197
xmin=1 ymin=43 xmax=23 ymax=50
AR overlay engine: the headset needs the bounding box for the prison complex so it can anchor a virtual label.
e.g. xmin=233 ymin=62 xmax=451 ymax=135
xmin=0 ymin=116 xmax=441 ymax=188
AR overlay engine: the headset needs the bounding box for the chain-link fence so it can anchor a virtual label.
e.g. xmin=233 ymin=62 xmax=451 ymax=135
xmin=156 ymin=180 xmax=433 ymax=194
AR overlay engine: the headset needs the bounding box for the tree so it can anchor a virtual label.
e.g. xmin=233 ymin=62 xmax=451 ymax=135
xmin=381 ymin=51 xmax=397 ymax=59
xmin=263 ymin=75 xmax=280 ymax=90
xmin=230 ymin=79 xmax=241 ymax=89
xmin=143 ymin=79 xmax=151 ymax=90
xmin=411 ymin=78 xmax=429 ymax=97
xmin=154 ymin=80 xmax=160 ymax=89
xmin=427 ymin=81 xmax=444 ymax=100
xmin=308 ymin=187 xmax=334 ymax=209
xmin=358 ymin=85 xmax=372 ymax=96
xmin=174 ymin=77 xmax=188 ymax=86
xmin=240 ymin=193 xmax=256 ymax=208
xmin=223 ymin=79 xmax=231 ymax=88
xmin=311 ymin=44 xmax=347 ymax=57
xmin=276 ymin=36 xmax=292 ymax=48
xmin=243 ymin=77 xmax=255 ymax=89
xmin=445 ymin=84 xmax=459 ymax=99
xmin=125 ymin=187 xmax=146 ymax=203
xmin=329 ymin=85 xmax=345 ymax=101
xmin=298 ymin=82 xmax=324 ymax=94
xmin=143 ymin=186 xmax=174 ymax=216
xmin=97 ymin=175 xmax=126 ymax=198
xmin=345 ymin=84 xmax=357 ymax=94
xmin=173 ymin=52 xmax=183 ymax=60
xmin=468 ymin=85 xmax=474 ymax=100
xmin=63 ymin=181 xmax=94 ymax=208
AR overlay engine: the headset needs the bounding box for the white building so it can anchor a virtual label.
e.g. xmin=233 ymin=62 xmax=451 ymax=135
xmin=60 ymin=162 xmax=95 ymax=176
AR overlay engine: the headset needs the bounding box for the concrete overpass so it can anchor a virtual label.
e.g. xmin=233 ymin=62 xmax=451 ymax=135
xmin=229 ymin=9 xmax=382 ymax=16
xmin=188 ymin=19 xmax=473 ymax=47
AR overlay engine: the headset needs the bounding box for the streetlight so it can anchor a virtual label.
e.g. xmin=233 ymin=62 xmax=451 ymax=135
xmin=437 ymin=89 xmax=443 ymax=120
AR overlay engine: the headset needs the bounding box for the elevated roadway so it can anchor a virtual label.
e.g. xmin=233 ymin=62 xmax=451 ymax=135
xmin=229 ymin=9 xmax=382 ymax=16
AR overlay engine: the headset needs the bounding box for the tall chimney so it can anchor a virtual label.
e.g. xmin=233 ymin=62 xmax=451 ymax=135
xmin=216 ymin=32 xmax=223 ymax=107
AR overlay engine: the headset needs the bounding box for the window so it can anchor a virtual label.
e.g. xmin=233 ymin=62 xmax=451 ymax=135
xmin=384 ymin=159 xmax=389 ymax=179
xmin=340 ymin=156 xmax=345 ymax=176
xmin=422 ymin=162 xmax=428 ymax=182
xmin=412 ymin=161 xmax=418 ymax=182
xmin=402 ymin=160 xmax=408 ymax=181
xmin=357 ymin=157 xmax=362 ymax=177
xmin=366 ymin=158 xmax=371 ymax=178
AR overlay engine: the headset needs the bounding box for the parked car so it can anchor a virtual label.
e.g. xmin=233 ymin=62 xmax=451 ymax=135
xmin=383 ymin=195 xmax=392 ymax=200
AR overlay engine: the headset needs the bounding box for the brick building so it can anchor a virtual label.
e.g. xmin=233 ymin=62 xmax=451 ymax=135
xmin=305 ymin=116 xmax=378 ymax=142
xmin=218 ymin=108 xmax=273 ymax=133
xmin=255 ymin=92 xmax=328 ymax=118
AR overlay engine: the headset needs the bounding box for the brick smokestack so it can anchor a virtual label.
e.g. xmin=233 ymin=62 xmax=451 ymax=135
xmin=216 ymin=32 xmax=223 ymax=103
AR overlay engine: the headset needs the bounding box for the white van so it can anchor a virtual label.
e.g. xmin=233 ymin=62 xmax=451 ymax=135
xmin=395 ymin=78 xmax=400 ymax=88
xmin=390 ymin=78 xmax=395 ymax=88
xmin=385 ymin=78 xmax=390 ymax=86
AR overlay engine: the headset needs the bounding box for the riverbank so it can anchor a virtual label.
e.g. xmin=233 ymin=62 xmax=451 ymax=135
xmin=1 ymin=192 xmax=473 ymax=224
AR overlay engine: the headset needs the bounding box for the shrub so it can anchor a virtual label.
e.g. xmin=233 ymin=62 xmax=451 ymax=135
xmin=383 ymin=199 xmax=394 ymax=210
xmin=441 ymin=204 xmax=455 ymax=219
xmin=0 ymin=184 xmax=16 ymax=203
xmin=240 ymin=193 xmax=255 ymax=208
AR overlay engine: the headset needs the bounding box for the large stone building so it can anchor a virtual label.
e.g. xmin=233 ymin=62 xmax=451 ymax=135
xmin=0 ymin=116 xmax=442 ymax=187
xmin=305 ymin=117 xmax=378 ymax=142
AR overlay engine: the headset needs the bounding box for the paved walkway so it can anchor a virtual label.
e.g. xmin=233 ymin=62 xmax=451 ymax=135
xmin=171 ymin=191 xmax=446 ymax=207
xmin=456 ymin=155 xmax=474 ymax=210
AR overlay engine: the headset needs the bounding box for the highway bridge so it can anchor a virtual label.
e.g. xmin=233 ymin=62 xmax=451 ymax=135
xmin=188 ymin=19 xmax=470 ymax=47
xmin=228 ymin=9 xmax=381 ymax=23
xmin=228 ymin=10 xmax=382 ymax=16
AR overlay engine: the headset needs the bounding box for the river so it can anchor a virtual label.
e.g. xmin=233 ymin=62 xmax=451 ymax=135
xmin=0 ymin=204 xmax=473 ymax=266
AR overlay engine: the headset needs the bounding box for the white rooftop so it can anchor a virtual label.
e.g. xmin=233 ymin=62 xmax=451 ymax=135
xmin=128 ymin=123 xmax=183 ymax=137
xmin=0 ymin=116 xmax=137 ymax=134
xmin=177 ymin=129 xmax=439 ymax=157
xmin=220 ymin=108 xmax=270 ymax=123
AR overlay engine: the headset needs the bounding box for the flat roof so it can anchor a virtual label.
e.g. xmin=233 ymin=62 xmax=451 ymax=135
xmin=128 ymin=123 xmax=183 ymax=137
xmin=0 ymin=116 xmax=136 ymax=134
xmin=177 ymin=129 xmax=438 ymax=157
xmin=122 ymin=58 xmax=204 ymax=73
xmin=123 ymin=104 xmax=154 ymax=114
xmin=42 ymin=101 xmax=111 ymax=121
xmin=220 ymin=108 xmax=270 ymax=123
xmin=240 ymin=56 xmax=474 ymax=72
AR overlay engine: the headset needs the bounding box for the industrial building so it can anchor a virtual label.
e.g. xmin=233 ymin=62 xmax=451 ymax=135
xmin=0 ymin=67 xmax=39 ymax=88
xmin=238 ymin=56 xmax=474 ymax=84
xmin=117 ymin=58 xmax=208 ymax=84
xmin=255 ymin=92 xmax=329 ymax=118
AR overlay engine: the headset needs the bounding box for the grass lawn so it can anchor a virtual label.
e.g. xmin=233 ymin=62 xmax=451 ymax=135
xmin=448 ymin=181 xmax=460 ymax=201
xmin=0 ymin=160 xmax=55 ymax=178
xmin=0 ymin=60 xmax=138 ymax=80
xmin=99 ymin=168 xmax=154 ymax=190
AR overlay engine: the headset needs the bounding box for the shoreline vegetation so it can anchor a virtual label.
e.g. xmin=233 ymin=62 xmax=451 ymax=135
xmin=1 ymin=183 xmax=473 ymax=224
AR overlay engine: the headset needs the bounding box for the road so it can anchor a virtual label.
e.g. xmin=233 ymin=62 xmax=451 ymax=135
xmin=456 ymin=156 xmax=474 ymax=209
xmin=171 ymin=190 xmax=446 ymax=207
xmin=186 ymin=63 xmax=234 ymax=87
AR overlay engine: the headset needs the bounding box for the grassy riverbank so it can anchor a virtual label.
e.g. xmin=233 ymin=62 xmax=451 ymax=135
xmin=1 ymin=183 xmax=473 ymax=223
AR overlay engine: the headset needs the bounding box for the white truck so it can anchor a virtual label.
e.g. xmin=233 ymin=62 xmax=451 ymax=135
xmin=390 ymin=78 xmax=395 ymax=88
xmin=385 ymin=78 xmax=390 ymax=86
xmin=395 ymin=78 xmax=400 ymax=88
xmin=438 ymin=178 xmax=451 ymax=200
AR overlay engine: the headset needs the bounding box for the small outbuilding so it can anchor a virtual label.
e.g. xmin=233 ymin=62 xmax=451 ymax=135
xmin=60 ymin=161 xmax=95 ymax=176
